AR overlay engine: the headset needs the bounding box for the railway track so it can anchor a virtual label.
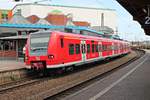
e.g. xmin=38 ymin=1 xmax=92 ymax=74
xmin=45 ymin=49 xmax=145 ymax=100
xmin=0 ymin=76 xmax=40 ymax=93
xmin=0 ymin=49 xmax=144 ymax=100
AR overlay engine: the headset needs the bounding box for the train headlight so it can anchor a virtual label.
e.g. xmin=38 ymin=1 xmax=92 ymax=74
xmin=48 ymin=54 xmax=54 ymax=59
xmin=25 ymin=56 xmax=29 ymax=61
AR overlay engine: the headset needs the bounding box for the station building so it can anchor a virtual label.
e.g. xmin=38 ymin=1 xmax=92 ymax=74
xmin=0 ymin=3 xmax=117 ymax=60
xmin=12 ymin=3 xmax=117 ymax=32
xmin=0 ymin=10 xmax=91 ymax=60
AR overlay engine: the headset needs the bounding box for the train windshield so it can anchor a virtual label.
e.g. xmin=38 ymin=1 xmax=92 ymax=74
xmin=30 ymin=32 xmax=51 ymax=55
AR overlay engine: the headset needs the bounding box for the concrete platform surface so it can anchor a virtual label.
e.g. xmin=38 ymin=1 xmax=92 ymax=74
xmin=0 ymin=49 xmax=143 ymax=73
xmin=0 ymin=60 xmax=25 ymax=72
xmin=63 ymin=50 xmax=149 ymax=100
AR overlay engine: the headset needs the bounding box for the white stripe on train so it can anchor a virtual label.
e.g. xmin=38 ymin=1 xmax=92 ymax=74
xmin=26 ymin=52 xmax=128 ymax=69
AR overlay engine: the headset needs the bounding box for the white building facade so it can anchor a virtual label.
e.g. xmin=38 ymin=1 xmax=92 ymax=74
xmin=12 ymin=3 xmax=117 ymax=32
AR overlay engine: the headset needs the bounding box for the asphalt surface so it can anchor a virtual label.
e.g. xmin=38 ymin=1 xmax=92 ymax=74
xmin=63 ymin=51 xmax=150 ymax=100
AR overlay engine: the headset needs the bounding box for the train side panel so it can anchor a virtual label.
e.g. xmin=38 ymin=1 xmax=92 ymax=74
xmin=25 ymin=31 xmax=131 ymax=70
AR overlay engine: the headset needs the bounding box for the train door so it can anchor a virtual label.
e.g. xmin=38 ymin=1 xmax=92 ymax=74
xmin=81 ymin=40 xmax=86 ymax=62
xmin=98 ymin=41 xmax=102 ymax=58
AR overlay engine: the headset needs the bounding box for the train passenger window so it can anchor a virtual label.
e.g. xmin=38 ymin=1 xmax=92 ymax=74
xmin=60 ymin=38 xmax=64 ymax=48
xmin=87 ymin=44 xmax=90 ymax=53
xmin=117 ymin=45 xmax=119 ymax=50
xmin=105 ymin=45 xmax=108 ymax=51
xmin=108 ymin=45 xmax=111 ymax=51
xmin=111 ymin=45 xmax=115 ymax=50
xmin=99 ymin=44 xmax=102 ymax=52
xmin=102 ymin=45 xmax=106 ymax=51
xmin=114 ymin=45 xmax=116 ymax=50
xmin=115 ymin=44 xmax=117 ymax=50
xmin=108 ymin=45 xmax=110 ymax=51
xmin=75 ymin=44 xmax=80 ymax=54
xmin=107 ymin=45 xmax=110 ymax=51
xmin=102 ymin=45 xmax=104 ymax=51
xmin=92 ymin=44 xmax=95 ymax=53
xmin=69 ymin=44 xmax=74 ymax=55
xmin=95 ymin=44 xmax=98 ymax=52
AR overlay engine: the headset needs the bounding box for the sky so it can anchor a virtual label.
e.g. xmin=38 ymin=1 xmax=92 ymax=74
xmin=0 ymin=0 xmax=150 ymax=41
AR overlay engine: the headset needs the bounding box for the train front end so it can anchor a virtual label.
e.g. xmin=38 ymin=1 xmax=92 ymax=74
xmin=25 ymin=31 xmax=51 ymax=71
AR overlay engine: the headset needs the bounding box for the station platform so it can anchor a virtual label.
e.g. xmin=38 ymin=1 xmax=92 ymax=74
xmin=0 ymin=60 xmax=25 ymax=72
xmin=0 ymin=50 xmax=138 ymax=73
xmin=63 ymin=50 xmax=149 ymax=100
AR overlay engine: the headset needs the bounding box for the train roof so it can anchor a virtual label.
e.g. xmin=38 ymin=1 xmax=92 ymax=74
xmin=31 ymin=29 xmax=128 ymax=44
xmin=31 ymin=25 xmax=104 ymax=36
xmin=30 ymin=25 xmax=126 ymax=42
xmin=64 ymin=26 xmax=104 ymax=35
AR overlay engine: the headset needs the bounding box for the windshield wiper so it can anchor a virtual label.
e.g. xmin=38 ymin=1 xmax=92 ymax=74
xmin=31 ymin=47 xmax=47 ymax=51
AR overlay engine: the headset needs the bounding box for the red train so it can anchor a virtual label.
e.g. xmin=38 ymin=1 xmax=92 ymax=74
xmin=25 ymin=26 xmax=130 ymax=72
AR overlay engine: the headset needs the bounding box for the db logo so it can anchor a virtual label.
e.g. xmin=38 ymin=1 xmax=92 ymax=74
xmin=36 ymin=57 xmax=40 ymax=60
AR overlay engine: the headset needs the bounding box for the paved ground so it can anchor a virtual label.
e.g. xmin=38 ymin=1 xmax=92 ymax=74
xmin=0 ymin=51 xmax=136 ymax=73
xmin=63 ymin=50 xmax=150 ymax=100
xmin=0 ymin=60 xmax=25 ymax=72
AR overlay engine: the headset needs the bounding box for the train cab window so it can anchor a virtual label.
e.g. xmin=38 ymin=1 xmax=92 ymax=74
xmin=87 ymin=44 xmax=90 ymax=53
xmin=75 ymin=44 xmax=80 ymax=54
xmin=60 ymin=38 xmax=64 ymax=48
xmin=69 ymin=44 xmax=74 ymax=55
xmin=95 ymin=44 xmax=98 ymax=52
xmin=92 ymin=44 xmax=95 ymax=53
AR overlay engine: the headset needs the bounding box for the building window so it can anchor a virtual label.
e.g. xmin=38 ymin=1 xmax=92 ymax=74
xmin=1 ymin=13 xmax=8 ymax=21
xmin=21 ymin=31 xmax=27 ymax=35
xmin=87 ymin=44 xmax=90 ymax=53
xmin=69 ymin=44 xmax=74 ymax=55
xmin=75 ymin=44 xmax=80 ymax=54
xmin=65 ymin=28 xmax=73 ymax=33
